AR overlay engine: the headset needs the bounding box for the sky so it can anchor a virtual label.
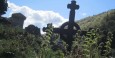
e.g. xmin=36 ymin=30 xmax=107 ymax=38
xmin=3 ymin=0 xmax=115 ymax=33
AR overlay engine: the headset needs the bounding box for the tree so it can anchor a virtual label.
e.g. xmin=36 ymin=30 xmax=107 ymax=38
xmin=0 ymin=0 xmax=8 ymax=16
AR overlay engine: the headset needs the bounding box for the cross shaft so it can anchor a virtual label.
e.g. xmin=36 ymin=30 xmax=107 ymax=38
xmin=67 ymin=0 xmax=79 ymax=23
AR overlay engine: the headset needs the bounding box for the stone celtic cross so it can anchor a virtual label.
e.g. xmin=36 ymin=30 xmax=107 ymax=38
xmin=43 ymin=0 xmax=80 ymax=51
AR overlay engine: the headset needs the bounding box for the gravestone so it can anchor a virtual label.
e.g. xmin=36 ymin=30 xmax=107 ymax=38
xmin=43 ymin=0 xmax=80 ymax=51
xmin=25 ymin=25 xmax=41 ymax=36
xmin=8 ymin=13 xmax=26 ymax=28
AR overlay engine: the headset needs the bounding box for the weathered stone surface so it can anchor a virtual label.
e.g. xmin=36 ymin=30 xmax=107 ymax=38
xmin=8 ymin=13 xmax=26 ymax=28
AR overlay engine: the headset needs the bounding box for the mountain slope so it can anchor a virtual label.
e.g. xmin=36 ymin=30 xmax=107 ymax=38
xmin=77 ymin=9 xmax=115 ymax=32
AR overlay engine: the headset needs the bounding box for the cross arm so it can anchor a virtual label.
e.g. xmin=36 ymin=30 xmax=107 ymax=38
xmin=53 ymin=28 xmax=78 ymax=35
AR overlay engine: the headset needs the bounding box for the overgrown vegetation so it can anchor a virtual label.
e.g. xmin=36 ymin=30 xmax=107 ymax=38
xmin=0 ymin=22 xmax=114 ymax=58
xmin=0 ymin=24 xmax=65 ymax=58
xmin=0 ymin=0 xmax=115 ymax=57
xmin=0 ymin=9 xmax=115 ymax=58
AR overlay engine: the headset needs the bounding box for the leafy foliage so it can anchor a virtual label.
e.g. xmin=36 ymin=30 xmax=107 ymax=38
xmin=0 ymin=24 xmax=65 ymax=58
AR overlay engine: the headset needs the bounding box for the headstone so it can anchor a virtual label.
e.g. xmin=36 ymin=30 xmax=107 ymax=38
xmin=43 ymin=0 xmax=80 ymax=51
xmin=8 ymin=13 xmax=26 ymax=28
xmin=25 ymin=25 xmax=41 ymax=36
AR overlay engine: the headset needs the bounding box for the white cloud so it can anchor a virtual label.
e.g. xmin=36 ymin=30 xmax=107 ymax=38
xmin=8 ymin=1 xmax=67 ymax=30
xmin=81 ymin=13 xmax=87 ymax=16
